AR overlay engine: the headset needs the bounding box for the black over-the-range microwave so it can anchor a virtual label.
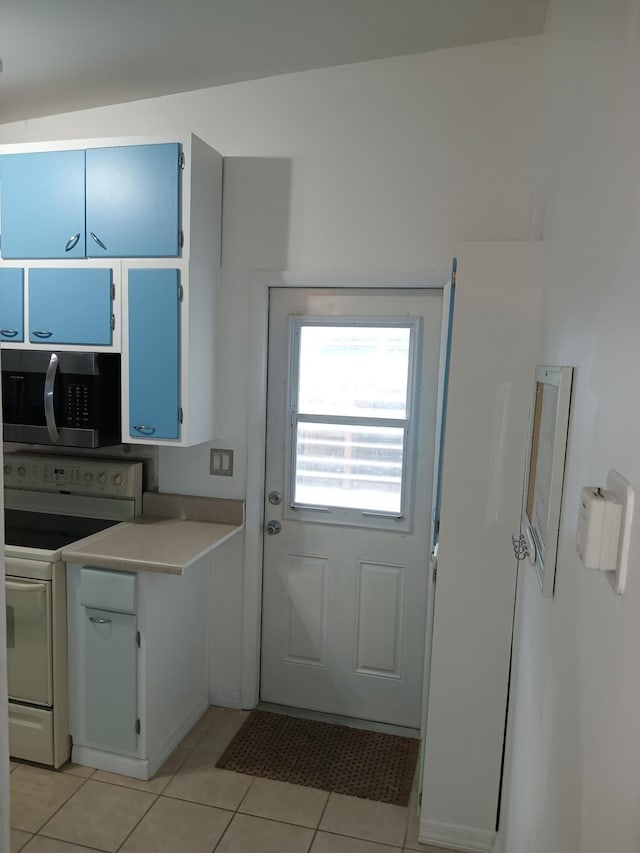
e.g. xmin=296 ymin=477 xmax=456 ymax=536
xmin=1 ymin=350 xmax=121 ymax=448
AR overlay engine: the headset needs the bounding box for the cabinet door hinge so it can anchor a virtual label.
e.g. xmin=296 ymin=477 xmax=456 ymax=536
xmin=135 ymin=718 xmax=141 ymax=735
xmin=179 ymin=407 xmax=184 ymax=424
xmin=179 ymin=151 xmax=185 ymax=170
xmin=178 ymin=284 xmax=184 ymax=302
xmin=179 ymin=229 xmax=184 ymax=249
xmin=432 ymin=563 xmax=437 ymax=583
xmin=111 ymin=314 xmax=115 ymax=331
xmin=136 ymin=631 xmax=141 ymax=648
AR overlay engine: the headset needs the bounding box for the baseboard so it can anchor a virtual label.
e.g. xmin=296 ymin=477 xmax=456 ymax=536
xmin=71 ymin=745 xmax=150 ymax=781
xmin=419 ymin=818 xmax=495 ymax=853
xmin=209 ymin=686 xmax=242 ymax=709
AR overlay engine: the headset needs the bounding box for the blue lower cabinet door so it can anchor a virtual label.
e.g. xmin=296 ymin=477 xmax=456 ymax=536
xmin=128 ymin=269 xmax=180 ymax=440
xmin=86 ymin=143 xmax=181 ymax=258
xmin=29 ymin=268 xmax=112 ymax=345
xmin=0 ymin=150 xmax=86 ymax=259
xmin=0 ymin=268 xmax=25 ymax=341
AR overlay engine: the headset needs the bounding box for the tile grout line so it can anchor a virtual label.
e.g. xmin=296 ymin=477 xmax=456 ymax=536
xmin=107 ymin=735 xmax=207 ymax=852
xmin=314 ymin=827 xmax=407 ymax=850
xmin=307 ymin=788 xmax=334 ymax=853
xmin=202 ymin=729 xmax=256 ymax=853
xmin=22 ymin=767 xmax=93 ymax=838
xmin=112 ymin=789 xmax=161 ymax=853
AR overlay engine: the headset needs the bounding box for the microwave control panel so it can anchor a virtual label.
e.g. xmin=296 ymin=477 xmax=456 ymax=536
xmin=3 ymin=452 xmax=143 ymax=503
xmin=64 ymin=384 xmax=91 ymax=428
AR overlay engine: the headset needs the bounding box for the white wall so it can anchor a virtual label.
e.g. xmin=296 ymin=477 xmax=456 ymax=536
xmin=497 ymin=3 xmax=640 ymax=852
xmin=0 ymin=38 xmax=543 ymax=710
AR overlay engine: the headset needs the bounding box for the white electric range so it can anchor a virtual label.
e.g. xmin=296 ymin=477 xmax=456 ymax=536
xmin=4 ymin=452 xmax=142 ymax=767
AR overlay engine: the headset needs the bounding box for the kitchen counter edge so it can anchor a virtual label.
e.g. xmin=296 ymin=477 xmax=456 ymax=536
xmin=60 ymin=493 xmax=245 ymax=575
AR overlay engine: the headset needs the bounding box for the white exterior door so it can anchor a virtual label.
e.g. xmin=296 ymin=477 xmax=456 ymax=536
xmin=260 ymin=287 xmax=442 ymax=728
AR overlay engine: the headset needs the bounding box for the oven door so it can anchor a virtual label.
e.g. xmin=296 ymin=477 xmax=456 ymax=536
xmin=6 ymin=576 xmax=53 ymax=705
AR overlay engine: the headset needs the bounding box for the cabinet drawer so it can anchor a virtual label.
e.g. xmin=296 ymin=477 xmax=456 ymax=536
xmin=80 ymin=567 xmax=137 ymax=613
xmin=9 ymin=702 xmax=54 ymax=765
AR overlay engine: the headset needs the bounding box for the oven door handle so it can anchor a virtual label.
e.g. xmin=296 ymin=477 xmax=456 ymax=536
xmin=6 ymin=580 xmax=48 ymax=593
xmin=44 ymin=352 xmax=60 ymax=444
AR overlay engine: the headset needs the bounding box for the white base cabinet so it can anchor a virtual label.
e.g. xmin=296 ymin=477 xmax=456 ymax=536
xmin=66 ymin=558 xmax=210 ymax=780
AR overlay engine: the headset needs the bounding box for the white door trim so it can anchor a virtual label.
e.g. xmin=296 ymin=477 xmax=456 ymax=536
xmin=242 ymin=270 xmax=449 ymax=712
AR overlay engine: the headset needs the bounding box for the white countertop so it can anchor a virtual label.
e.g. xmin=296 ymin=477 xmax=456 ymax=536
xmin=61 ymin=493 xmax=245 ymax=575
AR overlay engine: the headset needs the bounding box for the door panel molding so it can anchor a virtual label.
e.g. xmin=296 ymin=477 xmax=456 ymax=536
xmin=283 ymin=553 xmax=329 ymax=667
xmin=354 ymin=561 xmax=405 ymax=678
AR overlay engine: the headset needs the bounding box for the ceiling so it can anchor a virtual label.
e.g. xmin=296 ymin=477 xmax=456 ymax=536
xmin=0 ymin=0 xmax=548 ymax=125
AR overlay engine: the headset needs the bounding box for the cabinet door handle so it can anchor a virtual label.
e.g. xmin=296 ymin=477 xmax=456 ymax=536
xmin=133 ymin=425 xmax=156 ymax=435
xmin=89 ymin=616 xmax=112 ymax=624
xmin=90 ymin=232 xmax=108 ymax=251
xmin=65 ymin=232 xmax=81 ymax=252
xmin=44 ymin=352 xmax=60 ymax=444
xmin=32 ymin=330 xmax=53 ymax=338
xmin=0 ymin=329 xmax=18 ymax=337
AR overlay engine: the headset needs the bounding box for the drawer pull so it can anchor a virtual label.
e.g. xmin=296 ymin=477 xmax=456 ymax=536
xmin=89 ymin=617 xmax=112 ymax=625
xmin=133 ymin=425 xmax=156 ymax=435
xmin=0 ymin=329 xmax=18 ymax=337
xmin=32 ymin=330 xmax=53 ymax=338
xmin=65 ymin=232 xmax=80 ymax=252
xmin=90 ymin=232 xmax=108 ymax=251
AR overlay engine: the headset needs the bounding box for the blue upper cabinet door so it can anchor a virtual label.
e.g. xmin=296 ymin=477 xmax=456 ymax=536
xmin=0 ymin=268 xmax=25 ymax=341
xmin=29 ymin=268 xmax=113 ymax=346
xmin=128 ymin=269 xmax=180 ymax=440
xmin=86 ymin=144 xmax=181 ymax=258
xmin=0 ymin=150 xmax=86 ymax=259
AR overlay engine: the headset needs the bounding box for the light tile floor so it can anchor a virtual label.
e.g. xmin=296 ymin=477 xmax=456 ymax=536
xmin=10 ymin=706 xmax=454 ymax=853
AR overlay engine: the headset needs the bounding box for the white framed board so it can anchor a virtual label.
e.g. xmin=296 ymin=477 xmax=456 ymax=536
xmin=522 ymin=365 xmax=573 ymax=597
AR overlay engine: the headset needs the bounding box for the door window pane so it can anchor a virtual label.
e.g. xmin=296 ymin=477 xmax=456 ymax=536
xmin=294 ymin=421 xmax=405 ymax=513
xmin=297 ymin=326 xmax=411 ymax=419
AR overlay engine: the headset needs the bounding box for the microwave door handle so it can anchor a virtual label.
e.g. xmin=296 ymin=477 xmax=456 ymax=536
xmin=44 ymin=352 xmax=60 ymax=443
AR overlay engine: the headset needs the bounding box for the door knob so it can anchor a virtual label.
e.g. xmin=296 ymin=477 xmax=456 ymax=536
xmin=265 ymin=520 xmax=282 ymax=535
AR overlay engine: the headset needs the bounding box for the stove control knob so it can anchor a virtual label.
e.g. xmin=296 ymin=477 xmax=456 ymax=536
xmin=17 ymin=466 xmax=25 ymax=477
xmin=98 ymin=473 xmax=108 ymax=485
xmin=113 ymin=474 xmax=124 ymax=486
xmin=85 ymin=472 xmax=94 ymax=483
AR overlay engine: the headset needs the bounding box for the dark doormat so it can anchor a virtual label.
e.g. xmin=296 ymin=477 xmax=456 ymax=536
xmin=215 ymin=710 xmax=418 ymax=806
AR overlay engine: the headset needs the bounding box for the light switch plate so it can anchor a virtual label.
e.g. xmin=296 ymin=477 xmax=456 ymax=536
xmin=210 ymin=449 xmax=234 ymax=477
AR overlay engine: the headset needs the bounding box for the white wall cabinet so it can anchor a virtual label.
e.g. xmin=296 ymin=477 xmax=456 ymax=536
xmin=0 ymin=134 xmax=223 ymax=446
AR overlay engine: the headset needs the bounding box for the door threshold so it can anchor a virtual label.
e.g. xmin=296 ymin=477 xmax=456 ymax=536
xmin=257 ymin=702 xmax=420 ymax=739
